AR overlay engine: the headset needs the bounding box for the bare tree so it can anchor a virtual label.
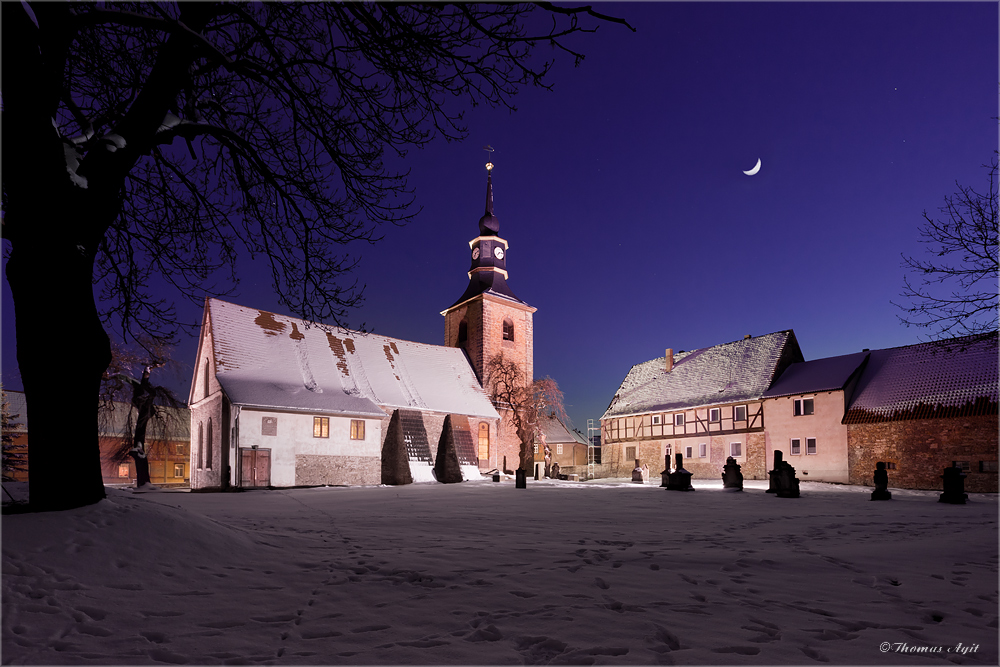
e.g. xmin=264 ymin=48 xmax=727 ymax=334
xmin=1 ymin=2 xmax=632 ymax=510
xmin=484 ymin=352 xmax=565 ymax=479
xmin=101 ymin=338 xmax=184 ymax=489
xmin=895 ymin=156 xmax=998 ymax=342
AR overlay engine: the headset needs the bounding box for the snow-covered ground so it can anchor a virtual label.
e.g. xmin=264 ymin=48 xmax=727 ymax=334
xmin=2 ymin=477 xmax=997 ymax=665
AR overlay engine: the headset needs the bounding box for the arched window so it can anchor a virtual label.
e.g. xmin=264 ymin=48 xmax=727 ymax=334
xmin=206 ymin=418 xmax=213 ymax=471
xmin=458 ymin=320 xmax=468 ymax=345
xmin=478 ymin=422 xmax=490 ymax=462
xmin=502 ymin=319 xmax=514 ymax=341
xmin=197 ymin=422 xmax=204 ymax=469
xmin=203 ymin=359 xmax=210 ymax=399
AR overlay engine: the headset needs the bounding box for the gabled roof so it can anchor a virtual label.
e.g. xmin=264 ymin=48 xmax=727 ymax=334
xmin=843 ymin=334 xmax=998 ymax=423
xmin=761 ymin=351 xmax=869 ymax=399
xmin=205 ymin=299 xmax=499 ymax=419
xmin=539 ymin=414 xmax=589 ymax=447
xmin=602 ymin=330 xmax=803 ymax=419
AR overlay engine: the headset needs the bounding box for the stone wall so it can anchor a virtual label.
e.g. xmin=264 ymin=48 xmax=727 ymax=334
xmin=295 ymin=455 xmax=380 ymax=486
xmin=847 ymin=415 xmax=997 ymax=492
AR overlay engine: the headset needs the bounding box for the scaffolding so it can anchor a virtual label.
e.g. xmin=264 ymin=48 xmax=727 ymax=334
xmin=587 ymin=419 xmax=600 ymax=479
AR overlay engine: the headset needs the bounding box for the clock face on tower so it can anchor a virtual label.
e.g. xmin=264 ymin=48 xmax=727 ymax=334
xmin=472 ymin=247 xmax=480 ymax=260
xmin=493 ymin=246 xmax=505 ymax=260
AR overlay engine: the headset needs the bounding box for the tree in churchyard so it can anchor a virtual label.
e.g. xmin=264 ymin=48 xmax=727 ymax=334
xmin=895 ymin=156 xmax=998 ymax=343
xmin=1 ymin=3 xmax=632 ymax=510
xmin=484 ymin=353 xmax=566 ymax=479
xmin=101 ymin=338 xmax=184 ymax=489
xmin=2 ymin=389 xmax=28 ymax=488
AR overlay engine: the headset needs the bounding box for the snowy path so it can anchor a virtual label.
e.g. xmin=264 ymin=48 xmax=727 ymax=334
xmin=2 ymin=479 xmax=997 ymax=664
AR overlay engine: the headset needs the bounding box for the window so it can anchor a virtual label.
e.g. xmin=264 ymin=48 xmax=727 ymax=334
xmin=730 ymin=442 xmax=742 ymax=457
xmin=980 ymin=461 xmax=998 ymax=473
xmin=953 ymin=460 xmax=970 ymax=472
xmin=790 ymin=438 xmax=801 ymax=455
xmin=203 ymin=359 xmax=210 ymax=399
xmin=709 ymin=408 xmax=721 ymax=423
xmin=793 ymin=398 xmax=814 ymax=416
xmin=174 ymin=463 xmax=185 ymax=478
xmin=206 ymin=418 xmax=213 ymax=470
xmin=502 ymin=319 xmax=514 ymax=341
xmin=699 ymin=443 xmax=707 ymax=458
xmin=118 ymin=463 xmax=130 ymax=478
xmin=533 ymin=443 xmax=539 ymax=455
xmin=175 ymin=444 xmax=185 ymax=455
xmin=557 ymin=443 xmax=564 ymax=455
xmin=350 ymin=420 xmax=365 ymax=440
xmin=197 ymin=422 xmax=203 ymax=469
xmin=478 ymin=422 xmax=490 ymax=460
xmin=674 ymin=414 xmax=685 ymax=427
xmin=685 ymin=446 xmax=693 ymax=459
xmin=886 ymin=462 xmax=897 ymax=470
xmin=458 ymin=320 xmax=468 ymax=345
xmin=665 ymin=444 xmax=671 ymax=458
xmin=652 ymin=415 xmax=661 ymax=425
xmin=313 ymin=416 xmax=330 ymax=438
xmin=262 ymin=416 xmax=278 ymax=436
xmin=625 ymin=446 xmax=636 ymax=461
xmin=806 ymin=438 xmax=817 ymax=455
xmin=734 ymin=405 xmax=747 ymax=421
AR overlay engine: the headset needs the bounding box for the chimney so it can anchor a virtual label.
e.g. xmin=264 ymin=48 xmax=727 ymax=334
xmin=665 ymin=348 xmax=674 ymax=373
xmin=744 ymin=334 xmax=751 ymax=340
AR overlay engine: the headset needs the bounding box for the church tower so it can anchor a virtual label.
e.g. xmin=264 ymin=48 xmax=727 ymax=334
xmin=442 ymin=161 xmax=536 ymax=388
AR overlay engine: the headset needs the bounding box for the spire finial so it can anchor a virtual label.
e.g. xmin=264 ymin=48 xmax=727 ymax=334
xmin=478 ymin=145 xmax=499 ymax=235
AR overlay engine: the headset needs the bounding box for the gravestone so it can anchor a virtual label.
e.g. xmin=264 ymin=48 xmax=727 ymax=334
xmin=660 ymin=455 xmax=671 ymax=488
xmin=766 ymin=450 xmax=783 ymax=493
xmin=642 ymin=463 xmax=650 ymax=482
xmin=515 ymin=468 xmax=527 ymax=489
xmin=939 ymin=464 xmax=968 ymax=504
xmin=631 ymin=458 xmax=644 ymax=483
xmin=666 ymin=452 xmax=694 ymax=491
xmin=870 ymin=462 xmax=892 ymax=500
xmin=775 ymin=460 xmax=800 ymax=498
xmin=722 ymin=456 xmax=743 ymax=491
xmin=551 ymin=462 xmax=561 ymax=480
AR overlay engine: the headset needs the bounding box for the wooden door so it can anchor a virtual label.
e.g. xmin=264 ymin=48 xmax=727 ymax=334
xmin=240 ymin=448 xmax=271 ymax=487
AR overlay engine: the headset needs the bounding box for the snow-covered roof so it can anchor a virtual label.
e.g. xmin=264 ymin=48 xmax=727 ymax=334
xmin=844 ymin=334 xmax=998 ymax=423
xmin=206 ymin=299 xmax=499 ymax=420
xmin=761 ymin=351 xmax=869 ymax=399
xmin=602 ymin=331 xmax=803 ymax=420
xmin=539 ymin=414 xmax=589 ymax=447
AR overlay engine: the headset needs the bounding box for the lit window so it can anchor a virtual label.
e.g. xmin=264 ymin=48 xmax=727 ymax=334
xmin=886 ymin=462 xmax=897 ymax=470
xmin=174 ymin=463 xmax=185 ymax=477
xmin=350 ymin=420 xmax=365 ymax=440
xmin=118 ymin=463 xmax=130 ymax=478
xmin=699 ymin=443 xmax=707 ymax=457
xmin=502 ymin=319 xmax=514 ymax=341
xmin=734 ymin=406 xmax=747 ymax=421
xmin=709 ymin=408 xmax=721 ymax=423
xmin=674 ymin=414 xmax=685 ymax=427
xmin=478 ymin=422 xmax=490 ymax=460
xmin=652 ymin=415 xmax=661 ymax=425
xmin=806 ymin=438 xmax=817 ymax=455
xmin=730 ymin=442 xmax=742 ymax=457
xmin=794 ymin=398 xmax=814 ymax=416
xmin=313 ymin=417 xmax=330 ymax=438
xmin=790 ymin=438 xmax=801 ymax=455
xmin=557 ymin=444 xmax=563 ymax=455
xmin=533 ymin=443 xmax=539 ymax=454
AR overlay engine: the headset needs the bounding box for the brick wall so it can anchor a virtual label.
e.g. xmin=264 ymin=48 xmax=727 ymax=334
xmin=295 ymin=455 xmax=379 ymax=486
xmin=847 ymin=415 xmax=998 ymax=492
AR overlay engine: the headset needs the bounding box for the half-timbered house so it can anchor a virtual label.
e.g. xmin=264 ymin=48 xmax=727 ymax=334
xmin=601 ymin=331 xmax=804 ymax=480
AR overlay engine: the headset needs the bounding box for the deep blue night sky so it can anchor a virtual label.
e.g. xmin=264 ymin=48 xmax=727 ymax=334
xmin=2 ymin=2 xmax=996 ymax=434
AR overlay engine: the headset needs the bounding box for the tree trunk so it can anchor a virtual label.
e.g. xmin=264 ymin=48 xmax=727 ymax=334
xmin=6 ymin=244 xmax=110 ymax=511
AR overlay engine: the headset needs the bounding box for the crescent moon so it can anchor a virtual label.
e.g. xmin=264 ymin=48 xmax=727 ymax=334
xmin=743 ymin=158 xmax=761 ymax=176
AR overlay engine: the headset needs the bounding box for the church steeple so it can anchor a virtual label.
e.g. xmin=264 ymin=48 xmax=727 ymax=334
xmin=443 ymin=161 xmax=529 ymax=311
